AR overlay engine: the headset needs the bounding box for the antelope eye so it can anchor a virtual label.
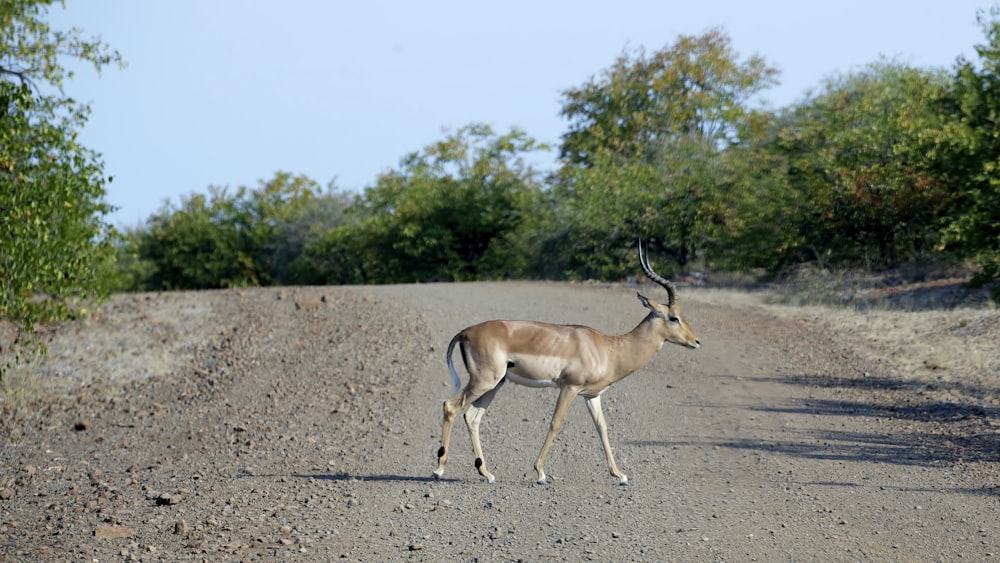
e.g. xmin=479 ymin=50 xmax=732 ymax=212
xmin=667 ymin=314 xmax=680 ymax=324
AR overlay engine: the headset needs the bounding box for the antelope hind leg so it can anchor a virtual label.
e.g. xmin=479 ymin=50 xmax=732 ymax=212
xmin=464 ymin=378 xmax=505 ymax=483
xmin=435 ymin=377 xmax=501 ymax=480
xmin=433 ymin=391 xmax=467 ymax=479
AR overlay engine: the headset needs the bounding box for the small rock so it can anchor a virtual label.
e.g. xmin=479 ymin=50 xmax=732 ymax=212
xmin=174 ymin=520 xmax=189 ymax=535
xmin=156 ymin=493 xmax=182 ymax=506
xmin=408 ymin=543 xmax=424 ymax=551
xmin=0 ymin=488 xmax=13 ymax=500
xmin=95 ymin=524 xmax=135 ymax=539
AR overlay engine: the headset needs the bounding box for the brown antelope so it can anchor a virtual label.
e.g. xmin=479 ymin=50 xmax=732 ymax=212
xmin=433 ymin=240 xmax=700 ymax=485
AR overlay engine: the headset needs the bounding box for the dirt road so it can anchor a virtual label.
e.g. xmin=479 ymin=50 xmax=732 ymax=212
xmin=1 ymin=282 xmax=997 ymax=561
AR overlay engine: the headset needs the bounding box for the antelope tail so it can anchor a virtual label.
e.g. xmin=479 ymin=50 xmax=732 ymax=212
xmin=445 ymin=334 xmax=463 ymax=395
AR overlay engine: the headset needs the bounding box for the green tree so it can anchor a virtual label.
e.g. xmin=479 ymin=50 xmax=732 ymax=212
xmin=132 ymin=173 xmax=347 ymax=290
xmin=549 ymin=29 xmax=779 ymax=277
xmin=752 ymin=61 xmax=954 ymax=269
xmin=306 ymin=125 xmax=548 ymax=284
xmin=700 ymin=109 xmax=802 ymax=273
xmin=936 ymin=8 xmax=1000 ymax=298
xmin=559 ymin=28 xmax=778 ymax=168
xmin=136 ymin=187 xmax=253 ymax=290
xmin=270 ymin=179 xmax=356 ymax=285
xmin=1 ymin=1 xmax=123 ymax=369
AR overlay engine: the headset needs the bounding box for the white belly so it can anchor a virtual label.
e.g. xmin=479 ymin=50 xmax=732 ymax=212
xmin=504 ymin=372 xmax=558 ymax=388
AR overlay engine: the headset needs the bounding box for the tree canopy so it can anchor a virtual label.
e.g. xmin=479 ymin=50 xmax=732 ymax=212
xmin=544 ymin=30 xmax=780 ymax=278
xmin=130 ymin=173 xmax=350 ymax=290
xmin=559 ymin=28 xmax=779 ymax=168
xmin=934 ymin=7 xmax=1000 ymax=298
xmin=105 ymin=22 xmax=1000 ymax=299
xmin=302 ymin=125 xmax=549 ymax=284
xmin=7 ymin=7 xmax=1000 ymax=323
xmin=1 ymin=0 xmax=124 ymax=369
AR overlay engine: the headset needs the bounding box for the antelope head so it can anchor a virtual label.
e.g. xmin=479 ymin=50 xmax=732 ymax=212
xmin=637 ymin=239 xmax=700 ymax=350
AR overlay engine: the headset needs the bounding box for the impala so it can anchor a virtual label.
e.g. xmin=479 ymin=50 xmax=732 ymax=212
xmin=433 ymin=240 xmax=700 ymax=485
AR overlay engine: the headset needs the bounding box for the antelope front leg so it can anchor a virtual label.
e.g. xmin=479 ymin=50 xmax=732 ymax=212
xmin=534 ymin=386 xmax=578 ymax=485
xmin=585 ymin=394 xmax=628 ymax=485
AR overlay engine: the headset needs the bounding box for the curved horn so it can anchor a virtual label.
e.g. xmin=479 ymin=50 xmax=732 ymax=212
xmin=638 ymin=239 xmax=677 ymax=307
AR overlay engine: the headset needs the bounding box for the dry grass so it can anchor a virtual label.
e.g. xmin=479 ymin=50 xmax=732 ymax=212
xmin=688 ymin=272 xmax=1000 ymax=403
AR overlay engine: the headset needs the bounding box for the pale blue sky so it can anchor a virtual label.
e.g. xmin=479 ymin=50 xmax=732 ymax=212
xmin=49 ymin=1 xmax=990 ymax=226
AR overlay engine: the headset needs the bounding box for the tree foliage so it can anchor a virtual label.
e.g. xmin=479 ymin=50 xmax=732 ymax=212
xmin=934 ymin=7 xmax=1000 ymax=297
xmin=753 ymin=61 xmax=955 ymax=268
xmin=1 ymin=0 xmax=121 ymax=89
xmin=559 ymin=28 xmax=779 ymax=167
xmin=60 ymin=20 xmax=1000 ymax=303
xmin=547 ymin=29 xmax=779 ymax=278
xmin=1 ymin=0 xmax=123 ymax=369
xmin=305 ymin=125 xmax=548 ymax=284
xmin=132 ymin=173 xmax=350 ymax=290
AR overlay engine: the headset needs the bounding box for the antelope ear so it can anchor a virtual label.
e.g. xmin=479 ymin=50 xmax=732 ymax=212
xmin=636 ymin=292 xmax=655 ymax=310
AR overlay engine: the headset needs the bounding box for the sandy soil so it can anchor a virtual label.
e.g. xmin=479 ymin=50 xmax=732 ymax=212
xmin=1 ymin=281 xmax=997 ymax=561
